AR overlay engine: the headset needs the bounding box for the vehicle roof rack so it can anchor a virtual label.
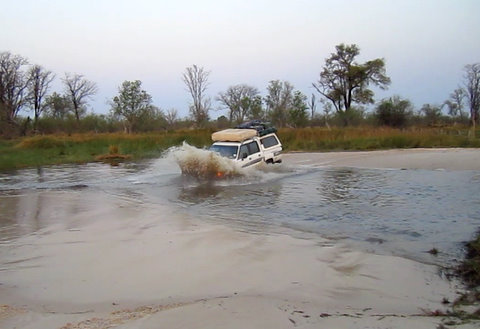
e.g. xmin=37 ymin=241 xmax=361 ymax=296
xmin=235 ymin=120 xmax=277 ymax=137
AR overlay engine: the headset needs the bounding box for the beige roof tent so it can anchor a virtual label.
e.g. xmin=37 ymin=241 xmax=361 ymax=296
xmin=211 ymin=128 xmax=258 ymax=142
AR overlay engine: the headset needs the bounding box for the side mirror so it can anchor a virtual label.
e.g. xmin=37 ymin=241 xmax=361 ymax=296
xmin=241 ymin=152 xmax=248 ymax=160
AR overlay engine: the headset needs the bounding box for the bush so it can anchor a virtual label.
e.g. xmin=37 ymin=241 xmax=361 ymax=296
xmin=375 ymin=96 xmax=413 ymax=127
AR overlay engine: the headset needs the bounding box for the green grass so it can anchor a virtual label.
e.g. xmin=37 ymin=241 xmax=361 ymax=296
xmin=0 ymin=130 xmax=213 ymax=171
xmin=1 ymin=127 xmax=479 ymax=171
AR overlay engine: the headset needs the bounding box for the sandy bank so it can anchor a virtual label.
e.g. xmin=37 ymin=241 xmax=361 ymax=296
xmin=1 ymin=148 xmax=479 ymax=329
xmin=284 ymin=148 xmax=480 ymax=171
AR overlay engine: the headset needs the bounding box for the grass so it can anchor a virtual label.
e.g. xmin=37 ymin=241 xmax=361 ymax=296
xmin=278 ymin=126 xmax=480 ymax=151
xmin=0 ymin=130 xmax=213 ymax=171
xmin=458 ymin=231 xmax=480 ymax=288
xmin=0 ymin=126 xmax=479 ymax=171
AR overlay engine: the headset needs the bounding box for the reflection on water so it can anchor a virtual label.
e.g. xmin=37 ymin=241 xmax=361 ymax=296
xmin=1 ymin=156 xmax=479 ymax=265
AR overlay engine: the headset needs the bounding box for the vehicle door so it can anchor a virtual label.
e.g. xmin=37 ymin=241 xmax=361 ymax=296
xmin=238 ymin=141 xmax=263 ymax=167
xmin=260 ymin=134 xmax=282 ymax=162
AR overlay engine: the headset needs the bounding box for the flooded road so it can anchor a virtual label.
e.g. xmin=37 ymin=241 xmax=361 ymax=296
xmin=1 ymin=149 xmax=479 ymax=266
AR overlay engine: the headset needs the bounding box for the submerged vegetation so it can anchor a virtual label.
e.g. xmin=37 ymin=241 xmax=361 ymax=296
xmin=458 ymin=231 xmax=480 ymax=288
xmin=0 ymin=126 xmax=479 ymax=171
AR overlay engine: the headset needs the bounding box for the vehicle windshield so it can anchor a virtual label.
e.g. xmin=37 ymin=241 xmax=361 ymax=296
xmin=209 ymin=144 xmax=239 ymax=159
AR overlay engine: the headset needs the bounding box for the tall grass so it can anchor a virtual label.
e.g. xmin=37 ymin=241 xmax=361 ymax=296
xmin=1 ymin=127 xmax=478 ymax=171
xmin=278 ymin=127 xmax=480 ymax=151
xmin=0 ymin=130 xmax=213 ymax=171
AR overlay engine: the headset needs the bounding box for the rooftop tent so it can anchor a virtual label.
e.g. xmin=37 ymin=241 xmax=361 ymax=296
xmin=211 ymin=129 xmax=258 ymax=142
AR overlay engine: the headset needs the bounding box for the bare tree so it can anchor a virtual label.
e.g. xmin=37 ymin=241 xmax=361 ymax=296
xmin=182 ymin=65 xmax=210 ymax=127
xmin=463 ymin=63 xmax=480 ymax=129
xmin=26 ymin=65 xmax=55 ymax=131
xmin=217 ymin=84 xmax=259 ymax=124
xmin=62 ymin=73 xmax=98 ymax=121
xmin=0 ymin=51 xmax=29 ymax=124
xmin=165 ymin=108 xmax=178 ymax=128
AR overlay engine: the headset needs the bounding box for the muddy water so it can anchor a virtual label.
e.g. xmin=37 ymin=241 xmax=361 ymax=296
xmin=1 ymin=150 xmax=480 ymax=266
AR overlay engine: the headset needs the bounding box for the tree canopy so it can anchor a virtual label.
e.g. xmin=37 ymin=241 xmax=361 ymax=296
xmin=217 ymin=84 xmax=261 ymax=124
xmin=313 ymin=44 xmax=391 ymax=123
xmin=62 ymin=73 xmax=98 ymax=121
xmin=111 ymin=80 xmax=156 ymax=133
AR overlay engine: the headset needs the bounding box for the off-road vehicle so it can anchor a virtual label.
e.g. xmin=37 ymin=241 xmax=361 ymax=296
xmin=209 ymin=120 xmax=282 ymax=168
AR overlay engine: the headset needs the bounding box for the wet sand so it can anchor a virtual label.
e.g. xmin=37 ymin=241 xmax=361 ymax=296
xmin=1 ymin=148 xmax=479 ymax=329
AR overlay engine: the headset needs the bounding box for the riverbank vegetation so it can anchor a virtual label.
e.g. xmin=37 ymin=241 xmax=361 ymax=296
xmin=1 ymin=126 xmax=479 ymax=171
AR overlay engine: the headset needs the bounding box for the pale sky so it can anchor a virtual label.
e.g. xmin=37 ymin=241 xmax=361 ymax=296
xmin=1 ymin=0 xmax=479 ymax=118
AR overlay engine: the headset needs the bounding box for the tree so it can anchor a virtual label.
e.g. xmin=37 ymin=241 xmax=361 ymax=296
xmin=463 ymin=63 xmax=480 ymax=128
xmin=110 ymin=80 xmax=155 ymax=133
xmin=44 ymin=92 xmax=72 ymax=119
xmin=217 ymin=84 xmax=260 ymax=124
xmin=265 ymin=80 xmax=294 ymax=127
xmin=375 ymin=96 xmax=413 ymax=127
xmin=313 ymin=44 xmax=390 ymax=125
xmin=248 ymin=95 xmax=264 ymax=120
xmin=444 ymin=88 xmax=466 ymax=119
xmin=308 ymin=93 xmax=317 ymax=121
xmin=421 ymin=104 xmax=442 ymax=126
xmin=26 ymin=65 xmax=55 ymax=131
xmin=289 ymin=91 xmax=309 ymax=127
xmin=0 ymin=51 xmax=29 ymax=124
xmin=62 ymin=73 xmax=98 ymax=121
xmin=165 ymin=108 xmax=179 ymax=128
xmin=182 ymin=65 xmax=210 ymax=127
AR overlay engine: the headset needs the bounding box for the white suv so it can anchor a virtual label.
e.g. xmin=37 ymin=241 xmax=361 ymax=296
xmin=209 ymin=121 xmax=282 ymax=168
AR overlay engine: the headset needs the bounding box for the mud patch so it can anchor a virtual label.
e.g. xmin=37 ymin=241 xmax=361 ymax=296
xmin=0 ymin=304 xmax=26 ymax=320
xmin=60 ymin=303 xmax=188 ymax=329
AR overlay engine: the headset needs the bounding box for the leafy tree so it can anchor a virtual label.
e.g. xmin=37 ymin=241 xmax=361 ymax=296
xmin=215 ymin=115 xmax=229 ymax=129
xmin=375 ymin=96 xmax=413 ymax=127
xmin=313 ymin=44 xmax=390 ymax=125
xmin=44 ymin=92 xmax=72 ymax=119
xmin=289 ymin=91 xmax=309 ymax=127
xmin=217 ymin=84 xmax=260 ymax=124
xmin=182 ymin=65 xmax=210 ymax=127
xmin=62 ymin=73 xmax=98 ymax=121
xmin=421 ymin=104 xmax=442 ymax=126
xmin=463 ymin=63 xmax=480 ymax=128
xmin=110 ymin=80 xmax=156 ymax=133
xmin=26 ymin=64 xmax=55 ymax=131
xmin=265 ymin=80 xmax=294 ymax=127
xmin=247 ymin=96 xmax=264 ymax=121
xmin=0 ymin=51 xmax=29 ymax=124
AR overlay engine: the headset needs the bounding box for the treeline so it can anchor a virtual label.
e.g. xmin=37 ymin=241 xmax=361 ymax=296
xmin=1 ymin=45 xmax=479 ymax=137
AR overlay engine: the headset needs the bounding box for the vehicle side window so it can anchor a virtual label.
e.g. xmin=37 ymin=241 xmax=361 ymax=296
xmin=261 ymin=135 xmax=279 ymax=148
xmin=247 ymin=141 xmax=260 ymax=155
xmin=239 ymin=145 xmax=249 ymax=158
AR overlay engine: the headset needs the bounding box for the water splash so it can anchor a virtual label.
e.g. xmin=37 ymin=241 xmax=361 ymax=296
xmin=168 ymin=142 xmax=244 ymax=180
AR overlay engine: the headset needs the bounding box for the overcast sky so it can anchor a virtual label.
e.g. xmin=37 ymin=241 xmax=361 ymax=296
xmin=1 ymin=0 xmax=479 ymax=118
